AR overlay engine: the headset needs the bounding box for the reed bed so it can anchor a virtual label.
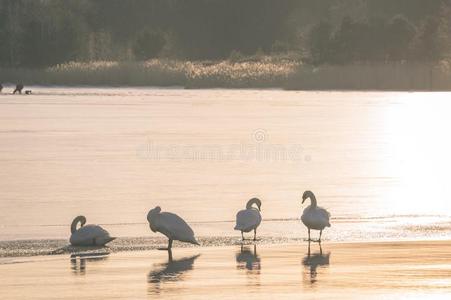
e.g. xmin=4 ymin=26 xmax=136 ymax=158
xmin=2 ymin=59 xmax=451 ymax=90
xmin=0 ymin=57 xmax=299 ymax=88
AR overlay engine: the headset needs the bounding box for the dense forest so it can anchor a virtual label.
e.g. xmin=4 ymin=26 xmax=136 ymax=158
xmin=1 ymin=0 xmax=451 ymax=69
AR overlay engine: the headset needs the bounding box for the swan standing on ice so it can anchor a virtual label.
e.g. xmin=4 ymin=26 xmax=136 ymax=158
xmin=234 ymin=198 xmax=262 ymax=241
xmin=69 ymin=216 xmax=115 ymax=246
xmin=147 ymin=206 xmax=200 ymax=250
xmin=301 ymin=191 xmax=330 ymax=242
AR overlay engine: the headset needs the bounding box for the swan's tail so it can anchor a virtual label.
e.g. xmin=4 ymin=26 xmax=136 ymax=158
xmin=102 ymin=237 xmax=116 ymax=245
xmin=190 ymin=238 xmax=200 ymax=246
xmin=234 ymin=224 xmax=244 ymax=231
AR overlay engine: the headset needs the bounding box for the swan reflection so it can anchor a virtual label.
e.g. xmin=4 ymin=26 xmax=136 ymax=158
xmin=70 ymin=252 xmax=109 ymax=275
xmin=148 ymin=250 xmax=200 ymax=295
xmin=236 ymin=244 xmax=261 ymax=272
xmin=302 ymin=242 xmax=330 ymax=284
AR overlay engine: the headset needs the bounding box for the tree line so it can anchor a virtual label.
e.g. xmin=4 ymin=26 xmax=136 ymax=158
xmin=308 ymin=12 xmax=451 ymax=64
xmin=0 ymin=0 xmax=450 ymax=68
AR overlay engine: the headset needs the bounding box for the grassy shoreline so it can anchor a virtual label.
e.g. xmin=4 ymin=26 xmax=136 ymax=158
xmin=2 ymin=58 xmax=451 ymax=90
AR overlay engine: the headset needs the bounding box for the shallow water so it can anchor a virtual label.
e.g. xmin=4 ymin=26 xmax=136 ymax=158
xmin=2 ymin=242 xmax=451 ymax=299
xmin=1 ymin=87 xmax=451 ymax=255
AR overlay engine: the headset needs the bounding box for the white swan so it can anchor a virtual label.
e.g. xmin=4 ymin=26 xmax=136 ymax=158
xmin=234 ymin=198 xmax=262 ymax=241
xmin=69 ymin=216 xmax=115 ymax=246
xmin=147 ymin=206 xmax=200 ymax=250
xmin=301 ymin=191 xmax=331 ymax=242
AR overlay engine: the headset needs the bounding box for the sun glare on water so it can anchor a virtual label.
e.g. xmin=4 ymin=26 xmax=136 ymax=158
xmin=382 ymin=93 xmax=451 ymax=216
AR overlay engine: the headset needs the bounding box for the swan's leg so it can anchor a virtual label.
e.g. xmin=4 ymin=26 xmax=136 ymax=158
xmin=308 ymin=228 xmax=311 ymax=242
xmin=253 ymin=229 xmax=257 ymax=241
xmin=319 ymin=230 xmax=323 ymax=243
xmin=241 ymin=231 xmax=244 ymax=241
xmin=158 ymin=238 xmax=173 ymax=251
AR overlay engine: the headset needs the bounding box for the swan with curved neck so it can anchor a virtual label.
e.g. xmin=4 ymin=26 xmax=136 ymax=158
xmin=69 ymin=215 xmax=115 ymax=246
xmin=234 ymin=198 xmax=262 ymax=241
xmin=301 ymin=191 xmax=330 ymax=242
xmin=147 ymin=206 xmax=199 ymax=251
xmin=303 ymin=191 xmax=317 ymax=207
xmin=71 ymin=216 xmax=86 ymax=234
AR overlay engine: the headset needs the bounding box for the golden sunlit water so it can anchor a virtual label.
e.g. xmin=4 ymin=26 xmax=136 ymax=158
xmin=2 ymin=242 xmax=451 ymax=299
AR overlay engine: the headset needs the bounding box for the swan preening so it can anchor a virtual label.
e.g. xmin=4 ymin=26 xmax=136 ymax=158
xmin=69 ymin=216 xmax=115 ymax=246
xmin=147 ymin=206 xmax=200 ymax=250
xmin=234 ymin=198 xmax=262 ymax=241
xmin=301 ymin=191 xmax=331 ymax=242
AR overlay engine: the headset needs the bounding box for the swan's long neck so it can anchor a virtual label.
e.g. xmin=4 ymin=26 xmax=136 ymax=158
xmin=246 ymin=201 xmax=255 ymax=209
xmin=71 ymin=216 xmax=86 ymax=234
xmin=147 ymin=207 xmax=162 ymax=233
xmin=310 ymin=194 xmax=317 ymax=208
xmin=246 ymin=198 xmax=261 ymax=210
xmin=147 ymin=207 xmax=161 ymax=223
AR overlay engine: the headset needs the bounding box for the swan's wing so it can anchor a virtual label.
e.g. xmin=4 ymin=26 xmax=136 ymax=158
xmin=301 ymin=206 xmax=331 ymax=229
xmin=70 ymin=225 xmax=113 ymax=246
xmin=156 ymin=212 xmax=197 ymax=243
xmin=234 ymin=209 xmax=261 ymax=232
xmin=317 ymin=207 xmax=330 ymax=219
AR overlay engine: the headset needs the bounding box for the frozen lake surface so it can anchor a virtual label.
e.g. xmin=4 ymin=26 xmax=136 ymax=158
xmin=1 ymin=87 xmax=451 ymax=252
